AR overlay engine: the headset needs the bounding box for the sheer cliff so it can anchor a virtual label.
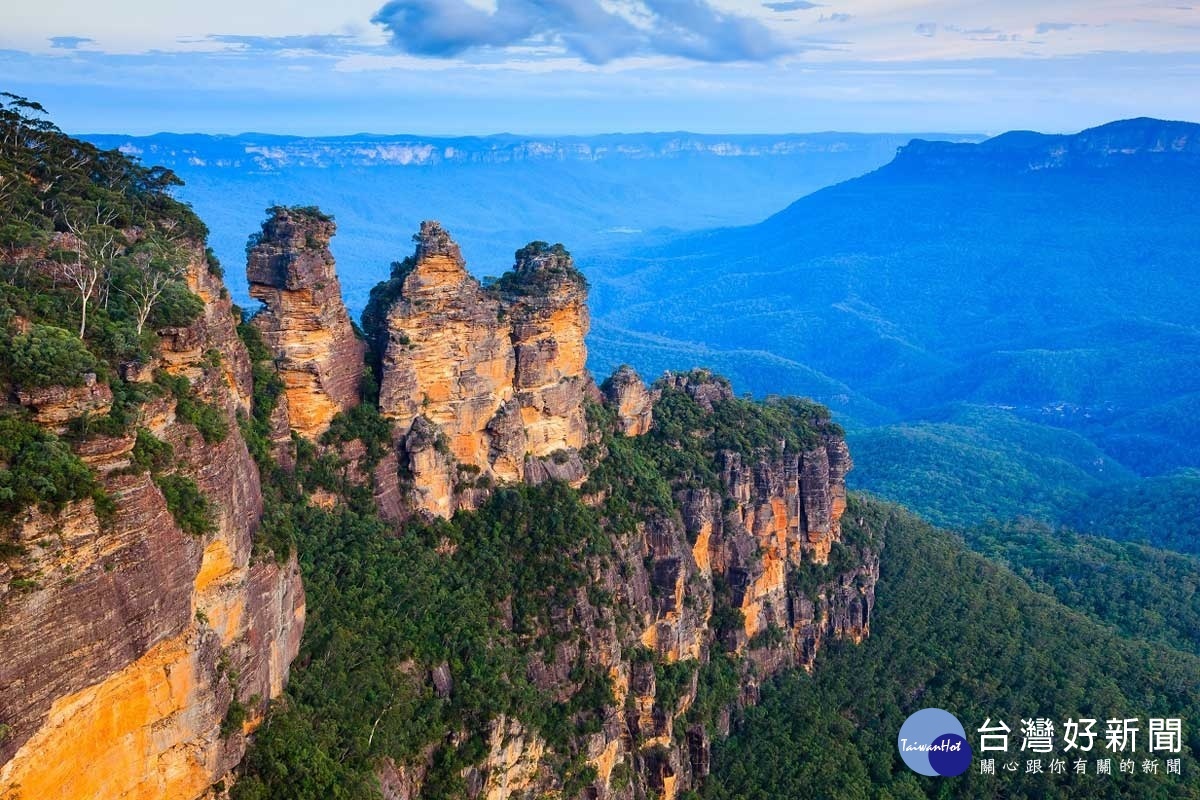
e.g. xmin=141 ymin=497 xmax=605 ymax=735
xmin=0 ymin=101 xmax=305 ymax=800
xmin=236 ymin=211 xmax=877 ymax=800
xmin=359 ymin=222 xmax=592 ymax=517
xmin=245 ymin=206 xmax=364 ymax=440
xmin=0 ymin=100 xmax=876 ymax=800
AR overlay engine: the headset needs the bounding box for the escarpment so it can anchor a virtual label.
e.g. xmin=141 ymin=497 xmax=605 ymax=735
xmin=1 ymin=100 xmax=876 ymax=800
xmin=476 ymin=372 xmax=873 ymax=800
xmin=246 ymin=206 xmax=364 ymax=439
xmin=0 ymin=237 xmax=304 ymax=800
xmin=235 ymin=212 xmax=877 ymax=800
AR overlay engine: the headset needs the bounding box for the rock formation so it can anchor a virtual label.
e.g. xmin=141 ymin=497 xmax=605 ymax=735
xmin=0 ymin=110 xmax=878 ymax=800
xmin=371 ymin=369 xmax=874 ymax=800
xmin=497 ymin=241 xmax=591 ymax=457
xmin=602 ymin=365 xmax=654 ymax=437
xmin=0 ymin=240 xmax=305 ymax=800
xmin=366 ymin=223 xmax=593 ymax=516
xmin=376 ymin=222 xmax=521 ymax=482
xmin=247 ymin=206 xmax=364 ymax=439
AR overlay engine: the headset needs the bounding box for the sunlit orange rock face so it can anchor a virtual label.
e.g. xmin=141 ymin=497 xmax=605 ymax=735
xmin=247 ymin=207 xmax=364 ymax=439
xmin=371 ymin=222 xmax=593 ymax=516
xmin=0 ymin=243 xmax=304 ymax=800
xmin=499 ymin=241 xmax=591 ymax=458
xmin=601 ymin=365 xmax=655 ymax=437
xmin=377 ymin=222 xmax=520 ymax=481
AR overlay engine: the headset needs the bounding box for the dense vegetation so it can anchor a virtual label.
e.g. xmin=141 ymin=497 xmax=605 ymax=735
xmin=233 ymin=355 xmax=862 ymax=799
xmin=233 ymin=325 xmax=621 ymax=799
xmin=0 ymin=414 xmax=104 ymax=530
xmin=1062 ymin=470 xmax=1200 ymax=555
xmin=705 ymin=496 xmax=1200 ymax=800
xmin=960 ymin=518 xmax=1200 ymax=657
xmin=845 ymin=404 xmax=1131 ymax=529
xmin=848 ymin=405 xmax=1200 ymax=555
xmin=234 ymin=484 xmax=613 ymax=800
xmin=0 ymin=95 xmax=217 ymax=536
xmin=10 ymin=99 xmax=1200 ymax=800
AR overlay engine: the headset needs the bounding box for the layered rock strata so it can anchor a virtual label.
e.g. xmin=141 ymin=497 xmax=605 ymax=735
xmin=0 ymin=240 xmax=305 ymax=800
xmin=369 ymin=223 xmax=592 ymax=516
xmin=246 ymin=206 xmax=364 ymax=439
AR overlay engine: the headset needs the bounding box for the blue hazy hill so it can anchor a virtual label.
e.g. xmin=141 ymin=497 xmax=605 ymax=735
xmin=82 ymin=130 xmax=982 ymax=312
xmin=586 ymin=118 xmax=1200 ymax=542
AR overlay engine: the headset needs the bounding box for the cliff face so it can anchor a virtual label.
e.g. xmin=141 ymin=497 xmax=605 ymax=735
xmin=0 ymin=107 xmax=876 ymax=800
xmin=246 ymin=207 xmax=364 ymax=439
xmin=368 ymin=223 xmax=592 ymax=516
xmin=239 ymin=216 xmax=875 ymax=800
xmin=377 ymin=222 xmax=521 ymax=484
xmin=357 ymin=370 xmax=875 ymax=800
xmin=498 ymin=242 xmax=591 ymax=459
xmin=573 ymin=373 xmax=873 ymax=800
xmin=601 ymin=366 xmax=655 ymax=437
xmin=0 ymin=242 xmax=304 ymax=800
xmin=896 ymin=117 xmax=1200 ymax=174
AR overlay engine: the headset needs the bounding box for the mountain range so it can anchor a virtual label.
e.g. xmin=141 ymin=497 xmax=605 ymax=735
xmin=585 ymin=117 xmax=1200 ymax=540
xmin=4 ymin=97 xmax=1200 ymax=800
xmin=81 ymin=130 xmax=983 ymax=312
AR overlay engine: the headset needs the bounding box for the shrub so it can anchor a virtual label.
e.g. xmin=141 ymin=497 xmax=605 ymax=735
xmin=5 ymin=324 xmax=98 ymax=388
xmin=154 ymin=473 xmax=215 ymax=536
xmin=0 ymin=415 xmax=101 ymax=524
xmin=157 ymin=372 xmax=228 ymax=444
xmin=131 ymin=428 xmax=174 ymax=474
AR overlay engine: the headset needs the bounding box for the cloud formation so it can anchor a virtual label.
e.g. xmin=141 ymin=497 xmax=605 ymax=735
xmin=1035 ymin=22 xmax=1086 ymax=34
xmin=371 ymin=0 xmax=792 ymax=64
xmin=49 ymin=36 xmax=95 ymax=50
xmin=763 ymin=1 xmax=821 ymax=10
xmin=208 ymin=34 xmax=360 ymax=53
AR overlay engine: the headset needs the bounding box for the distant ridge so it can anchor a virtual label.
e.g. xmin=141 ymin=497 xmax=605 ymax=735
xmin=894 ymin=116 xmax=1200 ymax=173
xmin=81 ymin=130 xmax=984 ymax=170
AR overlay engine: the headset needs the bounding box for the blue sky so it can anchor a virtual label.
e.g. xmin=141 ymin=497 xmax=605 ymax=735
xmin=2 ymin=0 xmax=1198 ymax=135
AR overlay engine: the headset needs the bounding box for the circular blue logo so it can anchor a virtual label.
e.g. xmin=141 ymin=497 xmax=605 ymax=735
xmin=897 ymin=708 xmax=973 ymax=776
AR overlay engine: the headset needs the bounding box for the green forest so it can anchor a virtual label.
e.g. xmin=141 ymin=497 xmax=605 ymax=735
xmin=705 ymin=499 xmax=1200 ymax=800
xmin=4 ymin=95 xmax=1200 ymax=800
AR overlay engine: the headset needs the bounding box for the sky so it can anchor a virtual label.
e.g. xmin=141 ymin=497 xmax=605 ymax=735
xmin=1 ymin=0 xmax=1198 ymax=136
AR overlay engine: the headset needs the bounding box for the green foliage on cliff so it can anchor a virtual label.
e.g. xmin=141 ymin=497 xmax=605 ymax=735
xmin=0 ymin=414 xmax=102 ymax=525
xmin=704 ymin=495 xmax=1200 ymax=800
xmin=156 ymin=371 xmax=229 ymax=444
xmin=130 ymin=428 xmax=174 ymax=474
xmin=360 ymin=256 xmax=414 ymax=364
xmin=586 ymin=376 xmax=841 ymax=516
xmin=154 ymin=473 xmax=215 ymax=536
xmin=495 ymin=241 xmax=589 ymax=294
xmin=2 ymin=323 xmax=99 ymax=388
xmin=233 ymin=481 xmax=614 ymax=800
xmin=0 ymin=95 xmax=204 ymax=355
xmin=232 ymin=368 xmax=859 ymax=799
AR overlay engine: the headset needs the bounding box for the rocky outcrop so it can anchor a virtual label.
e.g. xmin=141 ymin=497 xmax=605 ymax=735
xmin=15 ymin=373 xmax=112 ymax=432
xmin=377 ymin=222 xmax=520 ymax=486
xmin=556 ymin=370 xmax=874 ymax=800
xmin=374 ymin=368 xmax=874 ymax=800
xmin=369 ymin=223 xmax=594 ymax=516
xmin=0 ymin=241 xmax=304 ymax=800
xmin=247 ymin=206 xmax=364 ymax=439
xmin=602 ymin=365 xmax=654 ymax=437
xmin=498 ymin=242 xmax=590 ymax=457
